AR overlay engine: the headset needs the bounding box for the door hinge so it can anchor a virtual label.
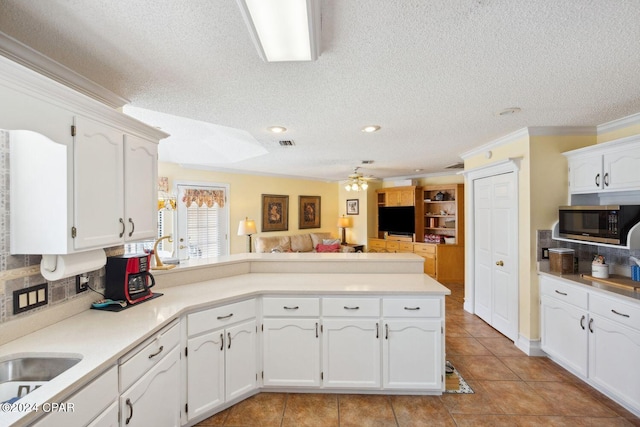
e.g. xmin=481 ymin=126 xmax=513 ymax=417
xmin=261 ymin=371 xmax=264 ymax=379
xmin=185 ymin=403 xmax=188 ymax=413
xmin=321 ymin=324 xmax=323 ymax=333
xmin=71 ymin=226 xmax=77 ymax=238
xmin=185 ymin=347 xmax=188 ymax=357
xmin=441 ymin=326 xmax=444 ymax=334
xmin=441 ymin=374 xmax=444 ymax=383
xmin=71 ymin=125 xmax=76 ymax=136
xmin=256 ymin=373 xmax=258 ymax=380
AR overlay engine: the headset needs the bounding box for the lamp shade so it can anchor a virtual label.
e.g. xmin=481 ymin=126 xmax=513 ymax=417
xmin=237 ymin=218 xmax=257 ymax=236
xmin=337 ymin=216 xmax=351 ymax=228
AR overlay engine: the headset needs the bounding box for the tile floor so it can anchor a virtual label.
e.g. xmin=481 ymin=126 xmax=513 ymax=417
xmin=196 ymin=283 xmax=640 ymax=426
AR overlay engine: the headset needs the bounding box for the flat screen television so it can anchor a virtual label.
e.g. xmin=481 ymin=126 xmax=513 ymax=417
xmin=378 ymin=206 xmax=415 ymax=235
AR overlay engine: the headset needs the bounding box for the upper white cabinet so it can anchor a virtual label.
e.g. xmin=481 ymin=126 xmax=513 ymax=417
xmin=565 ymin=135 xmax=640 ymax=194
xmin=1 ymin=55 xmax=167 ymax=254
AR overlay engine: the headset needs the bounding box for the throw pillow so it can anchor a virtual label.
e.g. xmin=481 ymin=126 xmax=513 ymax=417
xmin=323 ymin=238 xmax=341 ymax=245
xmin=316 ymin=243 xmax=341 ymax=253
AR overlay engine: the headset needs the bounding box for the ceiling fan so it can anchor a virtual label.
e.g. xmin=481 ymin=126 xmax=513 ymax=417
xmin=342 ymin=167 xmax=377 ymax=192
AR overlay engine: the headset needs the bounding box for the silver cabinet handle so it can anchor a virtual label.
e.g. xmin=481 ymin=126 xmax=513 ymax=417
xmin=148 ymin=345 xmax=164 ymax=359
xmin=228 ymin=332 xmax=231 ymax=349
xmin=344 ymin=306 xmax=360 ymax=310
xmin=284 ymin=306 xmax=299 ymax=310
xmin=555 ymin=290 xmax=568 ymax=296
xmin=119 ymin=218 xmax=125 ymax=238
xmin=125 ymin=398 xmax=133 ymax=424
xmin=217 ymin=313 xmax=233 ymax=320
xmin=404 ymin=306 xmax=420 ymax=311
xmin=580 ymin=315 xmax=585 ymax=330
xmin=589 ymin=318 xmax=594 ymax=333
xmin=220 ymin=333 xmax=224 ymax=351
xmin=385 ymin=323 xmax=389 ymax=340
xmin=611 ymin=309 xmax=630 ymax=318
xmin=128 ymin=218 xmax=135 ymax=237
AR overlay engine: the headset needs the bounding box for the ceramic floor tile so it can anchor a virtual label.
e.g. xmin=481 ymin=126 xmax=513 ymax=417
xmin=500 ymin=356 xmax=568 ymax=382
xmin=224 ymin=392 xmax=287 ymax=426
xmin=449 ymin=414 xmax=523 ymax=426
xmin=462 ymin=321 xmax=506 ymax=338
xmin=449 ymin=355 xmax=519 ymax=381
xmin=446 ymin=336 xmax=493 ymax=356
xmin=516 ymin=415 xmax=636 ymax=426
xmin=439 ymin=379 xmax=506 ymax=415
xmin=338 ymin=394 xmax=397 ymax=427
xmin=479 ymin=380 xmax=557 ymax=416
xmin=282 ymin=393 xmax=339 ymax=427
xmin=391 ymin=395 xmax=456 ymax=427
xmin=527 ymin=381 xmax=618 ymax=418
xmin=195 ymin=407 xmax=229 ymax=426
xmin=476 ymin=336 xmax=526 ymax=357
xmin=445 ymin=322 xmax=472 ymax=337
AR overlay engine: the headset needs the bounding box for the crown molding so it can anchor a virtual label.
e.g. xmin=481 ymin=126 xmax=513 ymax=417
xmin=460 ymin=128 xmax=529 ymax=160
xmin=0 ymin=31 xmax=128 ymax=109
xmin=597 ymin=112 xmax=640 ymax=135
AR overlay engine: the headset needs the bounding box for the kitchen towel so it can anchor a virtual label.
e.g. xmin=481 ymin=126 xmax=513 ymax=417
xmin=40 ymin=249 xmax=106 ymax=281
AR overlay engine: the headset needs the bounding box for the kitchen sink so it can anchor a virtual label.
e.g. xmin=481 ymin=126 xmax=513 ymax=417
xmin=0 ymin=355 xmax=82 ymax=401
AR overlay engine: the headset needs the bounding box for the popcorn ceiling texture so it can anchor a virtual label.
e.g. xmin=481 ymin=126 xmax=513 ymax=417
xmin=0 ymin=130 xmax=120 ymax=325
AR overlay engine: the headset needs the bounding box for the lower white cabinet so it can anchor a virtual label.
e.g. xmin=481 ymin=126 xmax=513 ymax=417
xmin=185 ymin=300 xmax=257 ymax=422
xmin=382 ymin=319 xmax=442 ymax=390
xmin=119 ymin=346 xmax=181 ymax=427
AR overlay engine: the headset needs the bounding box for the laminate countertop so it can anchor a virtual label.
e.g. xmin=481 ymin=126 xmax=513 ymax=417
xmin=0 ymin=265 xmax=449 ymax=426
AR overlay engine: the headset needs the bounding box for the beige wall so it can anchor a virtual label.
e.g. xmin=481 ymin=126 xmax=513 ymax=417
xmin=463 ymin=131 xmax=595 ymax=341
xmin=159 ymin=163 xmax=340 ymax=254
xmin=598 ymin=123 xmax=640 ymax=143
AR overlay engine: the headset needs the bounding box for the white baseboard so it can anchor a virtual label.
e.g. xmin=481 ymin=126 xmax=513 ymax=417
xmin=515 ymin=335 xmax=545 ymax=356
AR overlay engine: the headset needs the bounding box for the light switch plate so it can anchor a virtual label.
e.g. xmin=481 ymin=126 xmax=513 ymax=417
xmin=13 ymin=283 xmax=48 ymax=315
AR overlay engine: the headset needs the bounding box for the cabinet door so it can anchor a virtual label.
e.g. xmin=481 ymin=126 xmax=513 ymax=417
xmin=74 ymin=116 xmax=124 ymax=250
xmin=225 ymin=319 xmax=257 ymax=401
xmin=540 ymin=295 xmax=588 ymax=377
xmin=383 ymin=319 xmax=442 ymax=390
xmin=603 ymin=145 xmax=640 ymax=191
xmin=263 ymin=318 xmax=320 ymax=387
xmin=120 ymin=346 xmax=181 ymax=427
xmin=322 ymin=319 xmax=381 ymax=388
xmin=422 ymin=253 xmax=436 ymax=277
xmin=124 ymin=134 xmax=158 ymax=241
xmin=88 ymin=401 xmax=119 ymax=427
xmin=588 ymin=314 xmax=640 ymax=410
xmin=568 ymin=155 xmax=603 ymax=193
xmin=399 ymin=189 xmax=415 ymax=206
xmin=187 ymin=329 xmax=225 ymax=421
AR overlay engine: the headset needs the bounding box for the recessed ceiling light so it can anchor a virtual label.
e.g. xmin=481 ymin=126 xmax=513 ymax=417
xmin=361 ymin=125 xmax=381 ymax=133
xmin=496 ymin=107 xmax=521 ymax=116
xmin=268 ymin=126 xmax=287 ymax=133
xmin=414 ymin=169 xmax=423 ymax=172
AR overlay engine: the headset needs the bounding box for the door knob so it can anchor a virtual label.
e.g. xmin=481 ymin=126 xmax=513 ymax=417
xmin=496 ymin=260 xmax=504 ymax=266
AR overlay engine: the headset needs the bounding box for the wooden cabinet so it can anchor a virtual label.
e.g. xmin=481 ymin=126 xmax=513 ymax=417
xmin=423 ymin=184 xmax=464 ymax=245
xmin=378 ymin=187 xmax=419 ymax=207
xmin=262 ymin=297 xmax=320 ymax=388
xmin=564 ymin=135 xmax=640 ymax=194
xmin=185 ymin=299 xmax=257 ymax=422
xmin=119 ymin=322 xmax=181 ymax=427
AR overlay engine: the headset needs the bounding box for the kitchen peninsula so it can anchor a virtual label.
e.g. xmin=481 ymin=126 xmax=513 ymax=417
xmin=0 ymin=253 xmax=450 ymax=427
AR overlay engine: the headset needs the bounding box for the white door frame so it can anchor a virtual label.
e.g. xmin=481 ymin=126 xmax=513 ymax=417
xmin=462 ymin=158 xmax=521 ymax=319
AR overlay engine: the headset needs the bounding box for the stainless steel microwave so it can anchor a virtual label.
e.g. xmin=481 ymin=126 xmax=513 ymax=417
xmin=558 ymin=205 xmax=640 ymax=245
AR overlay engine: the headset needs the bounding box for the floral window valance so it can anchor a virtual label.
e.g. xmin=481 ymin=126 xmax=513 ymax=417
xmin=182 ymin=189 xmax=226 ymax=208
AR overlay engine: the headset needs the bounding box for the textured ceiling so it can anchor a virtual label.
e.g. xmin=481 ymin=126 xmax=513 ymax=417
xmin=1 ymin=0 xmax=639 ymax=181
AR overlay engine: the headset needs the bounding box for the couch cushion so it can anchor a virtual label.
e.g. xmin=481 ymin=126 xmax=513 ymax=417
xmin=290 ymin=234 xmax=313 ymax=252
xmin=310 ymin=232 xmax=332 ymax=248
xmin=255 ymin=236 xmax=291 ymax=253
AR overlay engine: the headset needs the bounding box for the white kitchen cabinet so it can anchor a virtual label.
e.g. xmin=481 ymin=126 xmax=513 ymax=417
xmin=382 ymin=298 xmax=444 ymax=391
xmin=564 ymin=135 xmax=640 ymax=194
xmin=185 ymin=300 xmax=257 ymax=422
xmin=120 ymin=346 xmax=181 ymax=427
xmin=30 ymin=366 xmax=118 ymax=427
xmin=262 ymin=297 xmax=320 ymax=388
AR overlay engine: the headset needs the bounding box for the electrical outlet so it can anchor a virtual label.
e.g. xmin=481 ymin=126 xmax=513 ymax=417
xmin=541 ymin=248 xmax=550 ymax=260
xmin=76 ymin=274 xmax=89 ymax=293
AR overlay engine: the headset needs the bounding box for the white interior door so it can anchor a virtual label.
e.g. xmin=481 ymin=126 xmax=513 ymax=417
xmin=473 ymin=172 xmax=518 ymax=341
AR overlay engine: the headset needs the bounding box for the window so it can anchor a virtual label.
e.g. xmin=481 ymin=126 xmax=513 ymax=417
xmin=177 ymin=183 xmax=229 ymax=260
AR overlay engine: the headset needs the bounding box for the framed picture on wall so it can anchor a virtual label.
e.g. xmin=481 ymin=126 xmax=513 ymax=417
xmin=262 ymin=194 xmax=289 ymax=232
xmin=299 ymin=195 xmax=321 ymax=229
xmin=346 ymin=199 xmax=359 ymax=215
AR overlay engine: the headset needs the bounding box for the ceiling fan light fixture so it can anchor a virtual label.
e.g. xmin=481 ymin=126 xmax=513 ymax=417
xmin=361 ymin=125 xmax=381 ymax=133
xmin=236 ymin=0 xmax=321 ymax=62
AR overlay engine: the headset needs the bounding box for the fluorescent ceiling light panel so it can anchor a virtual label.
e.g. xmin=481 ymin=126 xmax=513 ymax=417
xmin=237 ymin=0 xmax=320 ymax=62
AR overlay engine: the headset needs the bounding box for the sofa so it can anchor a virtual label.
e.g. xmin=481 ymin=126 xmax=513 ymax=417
xmin=254 ymin=232 xmax=355 ymax=253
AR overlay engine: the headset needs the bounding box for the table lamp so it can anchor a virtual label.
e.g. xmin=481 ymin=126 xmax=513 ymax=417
xmin=237 ymin=217 xmax=257 ymax=252
xmin=337 ymin=216 xmax=351 ymax=245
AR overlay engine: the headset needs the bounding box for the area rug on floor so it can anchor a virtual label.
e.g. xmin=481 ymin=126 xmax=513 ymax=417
xmin=444 ymin=361 xmax=474 ymax=394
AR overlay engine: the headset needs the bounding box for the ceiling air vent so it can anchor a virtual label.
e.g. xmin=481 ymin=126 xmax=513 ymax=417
xmin=361 ymin=160 xmax=374 ymax=164
xmin=278 ymin=140 xmax=295 ymax=146
xmin=445 ymin=162 xmax=464 ymax=169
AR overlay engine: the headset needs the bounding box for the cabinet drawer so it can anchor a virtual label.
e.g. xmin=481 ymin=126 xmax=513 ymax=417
xmin=540 ymin=276 xmax=588 ymax=309
xmin=120 ymin=321 xmax=180 ymax=391
xmin=413 ymin=244 xmax=436 ymax=255
xmin=590 ymin=293 xmax=640 ymax=332
xmin=263 ymin=297 xmax=320 ymax=317
xmin=383 ymin=298 xmax=441 ymax=318
xmin=385 ymin=241 xmax=399 ymax=252
xmin=188 ymin=298 xmax=256 ymax=336
xmin=368 ymin=239 xmax=386 ymax=250
xmin=322 ymin=297 xmax=380 ymax=317
xmin=398 ymin=242 xmax=414 ymax=252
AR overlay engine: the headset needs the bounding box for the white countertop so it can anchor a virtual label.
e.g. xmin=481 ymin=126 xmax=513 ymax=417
xmin=0 ymin=270 xmax=449 ymax=426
